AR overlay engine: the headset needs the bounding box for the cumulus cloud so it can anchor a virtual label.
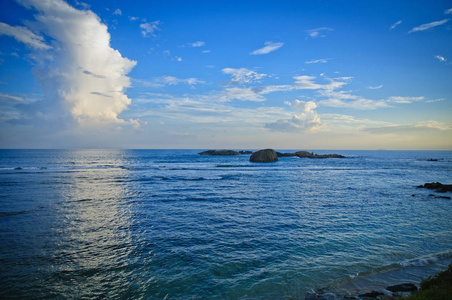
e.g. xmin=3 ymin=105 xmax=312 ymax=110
xmin=409 ymin=19 xmax=449 ymax=33
xmin=305 ymin=27 xmax=333 ymax=38
xmin=222 ymin=68 xmax=268 ymax=85
xmin=140 ymin=20 xmax=161 ymax=37
xmin=390 ymin=20 xmax=402 ymax=30
xmin=0 ymin=22 xmax=51 ymax=50
xmin=266 ymin=100 xmax=322 ymax=132
xmin=9 ymin=0 xmax=137 ymax=125
xmin=250 ymin=41 xmax=283 ymax=55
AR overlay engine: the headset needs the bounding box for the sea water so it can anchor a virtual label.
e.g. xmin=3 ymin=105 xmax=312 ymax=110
xmin=0 ymin=149 xmax=451 ymax=299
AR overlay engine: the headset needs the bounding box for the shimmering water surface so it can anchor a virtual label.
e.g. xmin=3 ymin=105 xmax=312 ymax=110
xmin=1 ymin=149 xmax=451 ymax=299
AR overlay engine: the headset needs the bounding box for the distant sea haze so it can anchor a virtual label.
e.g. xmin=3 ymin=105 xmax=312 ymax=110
xmin=1 ymin=149 xmax=451 ymax=299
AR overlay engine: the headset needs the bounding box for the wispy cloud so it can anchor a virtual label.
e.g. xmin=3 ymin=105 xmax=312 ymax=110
xmin=0 ymin=92 xmax=25 ymax=102
xmin=445 ymin=8 xmax=452 ymax=14
xmin=305 ymin=58 xmax=331 ymax=64
xmin=390 ymin=20 xmax=402 ymax=30
xmin=138 ymin=76 xmax=205 ymax=88
xmin=222 ymin=68 xmax=268 ymax=85
xmin=368 ymin=85 xmax=383 ymax=89
xmin=113 ymin=8 xmax=122 ymax=16
xmin=409 ymin=19 xmax=449 ymax=33
xmin=0 ymin=22 xmax=51 ymax=50
xmin=140 ymin=20 xmax=161 ymax=37
xmin=435 ymin=55 xmax=447 ymax=63
xmin=305 ymin=27 xmax=333 ymax=38
xmin=189 ymin=41 xmax=205 ymax=47
xmin=250 ymin=41 xmax=283 ymax=55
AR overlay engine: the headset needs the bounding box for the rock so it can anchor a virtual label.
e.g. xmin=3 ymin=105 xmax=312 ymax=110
xmin=358 ymin=291 xmax=384 ymax=298
xmin=239 ymin=150 xmax=253 ymax=154
xmin=198 ymin=150 xmax=239 ymax=156
xmin=276 ymin=152 xmax=297 ymax=157
xmin=418 ymin=182 xmax=452 ymax=193
xmin=250 ymin=149 xmax=278 ymax=162
xmin=276 ymin=151 xmax=346 ymax=159
xmin=386 ymin=283 xmax=417 ymax=293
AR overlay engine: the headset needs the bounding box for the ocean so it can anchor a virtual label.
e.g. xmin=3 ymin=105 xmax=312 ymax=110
xmin=1 ymin=149 xmax=451 ymax=299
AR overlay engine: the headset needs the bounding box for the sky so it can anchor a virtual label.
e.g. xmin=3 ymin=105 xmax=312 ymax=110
xmin=0 ymin=0 xmax=451 ymax=150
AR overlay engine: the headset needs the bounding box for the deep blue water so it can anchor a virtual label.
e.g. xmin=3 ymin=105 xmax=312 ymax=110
xmin=0 ymin=149 xmax=451 ymax=299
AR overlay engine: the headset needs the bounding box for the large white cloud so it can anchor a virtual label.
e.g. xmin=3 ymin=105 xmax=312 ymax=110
xmin=12 ymin=0 xmax=137 ymax=125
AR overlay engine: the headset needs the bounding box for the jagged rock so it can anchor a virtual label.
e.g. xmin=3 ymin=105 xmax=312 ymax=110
xmin=276 ymin=152 xmax=297 ymax=157
xmin=250 ymin=149 xmax=278 ymax=162
xmin=418 ymin=182 xmax=452 ymax=193
xmin=386 ymin=283 xmax=417 ymax=293
xmin=198 ymin=150 xmax=239 ymax=156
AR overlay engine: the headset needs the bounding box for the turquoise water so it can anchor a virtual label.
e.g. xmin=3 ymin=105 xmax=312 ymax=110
xmin=0 ymin=149 xmax=451 ymax=299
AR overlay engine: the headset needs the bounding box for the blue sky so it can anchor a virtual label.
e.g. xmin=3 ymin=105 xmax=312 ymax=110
xmin=0 ymin=0 xmax=451 ymax=149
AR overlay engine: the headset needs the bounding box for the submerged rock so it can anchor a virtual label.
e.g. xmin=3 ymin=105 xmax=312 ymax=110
xmin=250 ymin=149 xmax=278 ymax=162
xmin=198 ymin=150 xmax=240 ymax=156
xmin=386 ymin=283 xmax=417 ymax=293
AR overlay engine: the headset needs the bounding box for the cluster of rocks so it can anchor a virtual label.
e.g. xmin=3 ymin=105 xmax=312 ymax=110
xmin=416 ymin=182 xmax=452 ymax=193
xmin=413 ymin=182 xmax=452 ymax=199
xmin=198 ymin=149 xmax=346 ymax=162
xmin=305 ymin=283 xmax=418 ymax=300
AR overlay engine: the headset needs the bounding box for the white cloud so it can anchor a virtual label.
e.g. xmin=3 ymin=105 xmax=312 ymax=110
xmin=190 ymin=41 xmax=205 ymax=47
xmin=364 ymin=121 xmax=452 ymax=134
xmin=222 ymin=68 xmax=268 ymax=84
xmin=250 ymin=41 xmax=283 ymax=55
xmin=140 ymin=20 xmax=161 ymax=37
xmin=129 ymin=16 xmax=139 ymax=21
xmin=305 ymin=27 xmax=333 ymax=38
xmin=390 ymin=20 xmax=402 ymax=30
xmin=113 ymin=8 xmax=122 ymax=15
xmin=445 ymin=8 xmax=452 ymax=14
xmin=0 ymin=93 xmax=25 ymax=102
xmin=219 ymin=87 xmax=266 ymax=102
xmin=435 ymin=55 xmax=447 ymax=62
xmin=290 ymin=100 xmax=317 ymax=112
xmin=0 ymin=22 xmax=51 ymax=50
xmin=139 ymin=76 xmax=205 ymax=87
xmin=368 ymin=85 xmax=383 ymax=89
xmin=387 ymin=96 xmax=424 ymax=103
xmin=409 ymin=19 xmax=449 ymax=33
xmin=11 ymin=0 xmax=137 ymax=125
xmin=266 ymin=100 xmax=322 ymax=132
xmin=305 ymin=58 xmax=331 ymax=64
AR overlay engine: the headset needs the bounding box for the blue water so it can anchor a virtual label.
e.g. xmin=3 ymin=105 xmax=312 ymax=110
xmin=1 ymin=149 xmax=451 ymax=299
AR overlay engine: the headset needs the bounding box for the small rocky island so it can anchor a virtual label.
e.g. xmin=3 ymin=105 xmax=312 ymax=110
xmin=198 ymin=149 xmax=346 ymax=162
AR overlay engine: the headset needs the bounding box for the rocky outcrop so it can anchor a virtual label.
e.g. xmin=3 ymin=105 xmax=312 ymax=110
xmin=198 ymin=150 xmax=239 ymax=156
xmin=277 ymin=151 xmax=346 ymax=159
xmin=417 ymin=182 xmax=452 ymax=193
xmin=250 ymin=149 xmax=278 ymax=162
xmin=239 ymin=150 xmax=253 ymax=154
xmin=386 ymin=283 xmax=417 ymax=293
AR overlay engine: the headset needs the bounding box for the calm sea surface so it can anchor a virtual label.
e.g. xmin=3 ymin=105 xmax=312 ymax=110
xmin=1 ymin=149 xmax=451 ymax=299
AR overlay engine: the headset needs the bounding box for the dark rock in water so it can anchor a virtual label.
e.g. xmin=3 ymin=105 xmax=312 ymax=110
xmin=239 ymin=150 xmax=253 ymax=154
xmin=386 ymin=283 xmax=417 ymax=293
xmin=358 ymin=291 xmax=384 ymax=298
xmin=276 ymin=151 xmax=297 ymax=157
xmin=418 ymin=182 xmax=452 ymax=193
xmin=198 ymin=150 xmax=239 ymax=156
xmin=250 ymin=149 xmax=278 ymax=162
xmin=277 ymin=151 xmax=346 ymax=159
xmin=435 ymin=195 xmax=451 ymax=199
